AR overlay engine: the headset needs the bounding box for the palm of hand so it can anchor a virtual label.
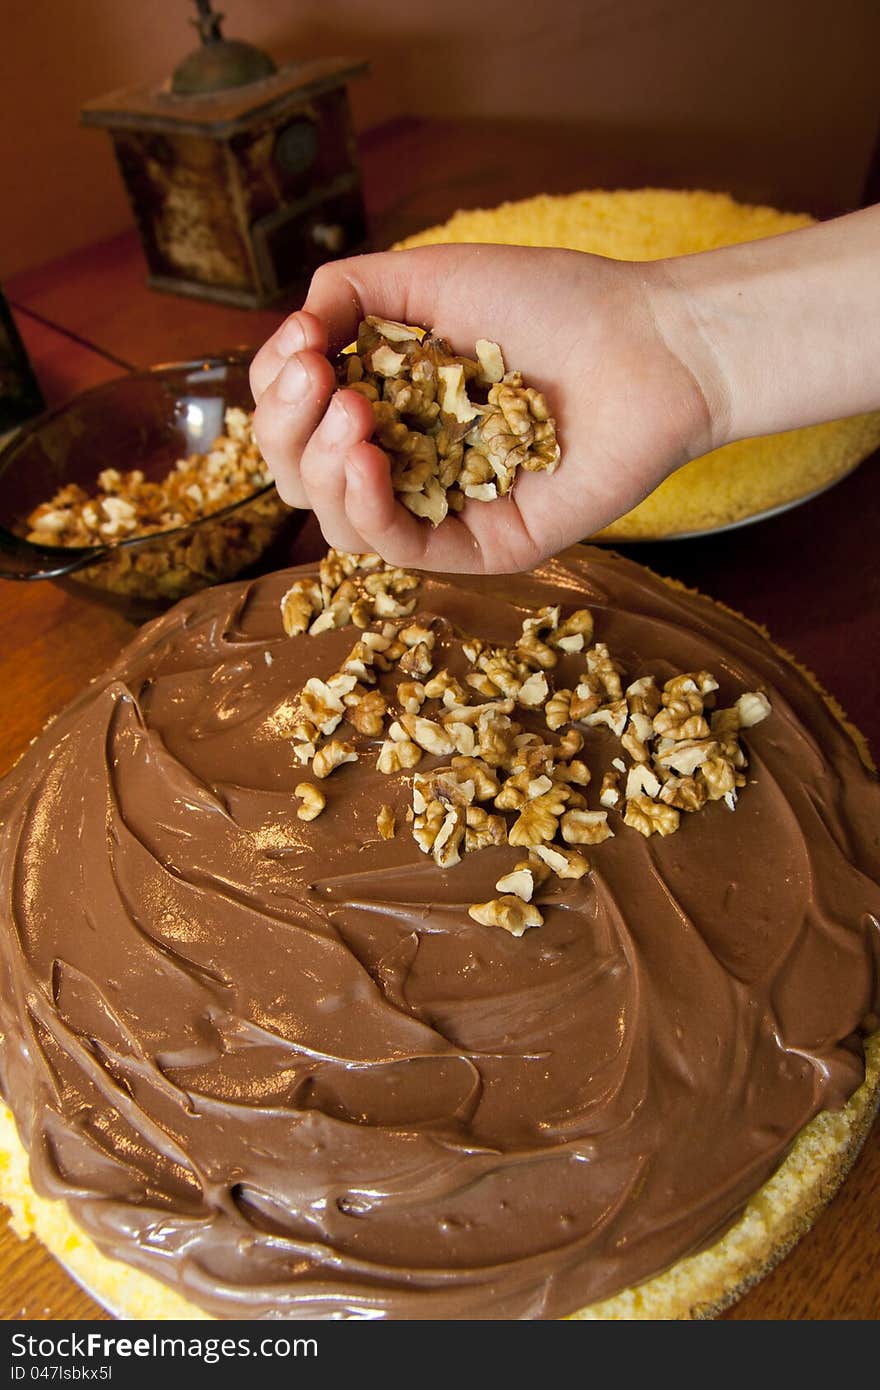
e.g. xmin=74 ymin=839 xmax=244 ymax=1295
xmin=252 ymin=244 xmax=712 ymax=572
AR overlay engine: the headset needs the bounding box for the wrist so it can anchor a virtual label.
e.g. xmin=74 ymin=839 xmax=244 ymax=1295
xmin=650 ymin=206 xmax=880 ymax=450
xmin=653 ymin=241 xmax=787 ymax=450
xmin=643 ymin=257 xmax=735 ymax=455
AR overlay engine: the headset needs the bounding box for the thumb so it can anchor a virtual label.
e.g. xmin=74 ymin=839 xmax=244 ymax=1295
xmin=303 ymin=246 xmax=476 ymax=353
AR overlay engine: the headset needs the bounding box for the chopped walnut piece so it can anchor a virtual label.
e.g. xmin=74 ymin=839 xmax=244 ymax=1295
xmin=318 ymin=549 xmax=352 ymax=600
xmin=300 ymin=677 xmax=348 ymax=737
xmin=517 ymin=671 xmax=549 ymax=707
xmin=545 ymin=688 xmax=572 ymax=731
xmin=341 ymin=645 xmax=376 ymax=684
xmin=467 ymin=670 xmax=502 ymax=699
xmin=433 ymin=807 xmax=466 ymax=867
xmin=586 ymin=643 xmax=624 ymax=701
xmin=560 ymin=809 xmax=613 ymax=845
xmin=557 ymin=727 xmax=584 ymax=759
xmin=554 ymin=759 xmax=590 ymax=788
xmin=509 ymin=738 xmax=556 ymax=778
xmin=374 ymin=588 xmax=419 ymax=620
xmin=523 ymin=604 xmax=560 ymax=636
xmin=508 ymin=787 xmax=569 ymax=847
xmin=514 ymin=854 xmax=553 ymax=889
xmin=312 ymin=740 xmax=358 ymax=779
xmin=551 ymin=608 xmax=594 ymax=650
xmin=327 ymin=671 xmax=360 ymax=699
xmin=281 ymin=580 xmax=321 ymax=636
xmin=581 ymin=699 xmax=628 ymax=738
xmin=526 ymin=772 xmax=554 ymax=798
xmin=377 ymin=737 xmax=423 ymax=774
xmin=424 ymin=669 xmax=460 ymax=701
xmin=284 ymin=552 xmax=424 ymax=640
xmin=440 ymin=772 xmax=481 ymax=808
xmin=495 ymin=867 xmax=536 ymax=901
xmin=477 ymin=711 xmax=519 ymax=768
xmin=308 ymin=604 xmax=344 ymax=636
xmin=599 ymin=769 xmax=622 ymax=808
xmin=377 ymin=804 xmax=396 ymax=839
xmin=450 ymin=756 xmax=500 ymax=801
xmin=621 ymin=713 xmax=653 ymax=764
xmin=658 ymin=775 xmax=708 ymax=812
xmin=493 ymin=770 xmax=531 ymax=811
xmin=399 ymin=621 xmax=436 ymax=649
xmin=479 ymin=651 xmax=530 ymax=699
xmin=397 ymin=680 xmax=426 ymax=714
xmin=414 ymin=799 xmax=466 ymax=867
xmin=465 ymin=806 xmax=508 ymax=851
xmin=468 ymin=896 xmax=544 ymax=937
xmin=654 ymin=738 xmax=718 ymax=777
xmin=401 ymin=715 xmax=455 ymax=756
xmin=700 ymin=756 xmax=738 ymax=802
xmin=412 ymin=798 xmax=445 ymax=853
xmin=531 ymin=843 xmax=590 ymax=879
xmin=365 ymin=315 xmax=420 ymax=345
xmin=397 ymin=641 xmax=435 ymax=678
xmin=663 ymin=671 xmax=718 ymax=708
xmin=347 ymin=689 xmax=388 ymax=736
xmin=461 ymin=480 xmax=500 ymax=505
xmin=625 ymin=764 xmax=662 ymax=801
xmin=710 ymin=707 xmax=749 ymax=768
xmin=736 ymin=691 xmax=772 ymax=727
xmin=295 ymin=782 xmax=326 ymax=821
xmin=653 ymin=706 xmax=711 ymax=741
xmin=475 ymin=338 xmax=505 ymax=384
xmin=516 ymin=631 xmax=558 ymax=670
xmin=624 ymin=796 xmax=680 ymax=838
xmin=350 ymin=596 xmax=374 ymax=628
xmin=652 ymin=670 xmax=715 ymax=739
xmin=372 ymin=344 xmax=407 ymax=377
xmin=626 ymin=675 xmax=661 ymax=719
xmin=688 ymin=671 xmax=720 ymax=699
xmin=444 ymin=720 xmax=476 ymax=755
xmin=570 ymin=680 xmax=602 ymax=721
xmin=561 ymin=787 xmax=588 ymax=810
xmin=436 ymin=362 xmax=477 ymax=424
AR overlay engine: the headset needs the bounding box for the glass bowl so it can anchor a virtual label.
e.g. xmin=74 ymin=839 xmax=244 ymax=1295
xmin=0 ymin=352 xmax=295 ymax=608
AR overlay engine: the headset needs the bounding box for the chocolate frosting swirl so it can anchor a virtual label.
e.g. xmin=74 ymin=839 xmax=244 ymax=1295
xmin=1 ymin=547 xmax=878 ymax=1319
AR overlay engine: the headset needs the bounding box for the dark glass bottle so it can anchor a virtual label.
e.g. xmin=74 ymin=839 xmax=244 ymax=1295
xmin=0 ymin=289 xmax=44 ymax=435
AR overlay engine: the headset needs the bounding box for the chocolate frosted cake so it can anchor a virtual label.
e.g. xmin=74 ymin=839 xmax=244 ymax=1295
xmin=0 ymin=546 xmax=878 ymax=1319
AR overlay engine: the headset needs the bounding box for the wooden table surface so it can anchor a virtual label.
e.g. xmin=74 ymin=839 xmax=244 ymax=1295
xmin=1 ymin=117 xmax=878 ymax=1322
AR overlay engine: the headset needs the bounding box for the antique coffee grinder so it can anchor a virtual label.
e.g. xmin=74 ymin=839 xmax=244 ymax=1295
xmin=81 ymin=1 xmax=368 ymax=307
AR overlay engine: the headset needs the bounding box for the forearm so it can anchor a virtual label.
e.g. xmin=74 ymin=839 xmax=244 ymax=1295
xmin=653 ymin=204 xmax=880 ymax=450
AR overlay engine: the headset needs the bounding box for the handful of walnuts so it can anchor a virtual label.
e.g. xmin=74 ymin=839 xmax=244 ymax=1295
xmin=335 ymin=318 xmax=560 ymax=525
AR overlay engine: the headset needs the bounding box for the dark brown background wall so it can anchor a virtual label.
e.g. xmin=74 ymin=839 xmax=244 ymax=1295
xmin=4 ymin=0 xmax=879 ymax=275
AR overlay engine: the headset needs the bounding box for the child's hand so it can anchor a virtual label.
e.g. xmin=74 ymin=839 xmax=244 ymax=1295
xmin=250 ymin=244 xmax=721 ymax=572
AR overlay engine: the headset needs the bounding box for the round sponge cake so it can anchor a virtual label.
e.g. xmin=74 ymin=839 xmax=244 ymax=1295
xmin=395 ymin=190 xmax=880 ymax=539
xmin=0 ymin=547 xmax=878 ymax=1319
